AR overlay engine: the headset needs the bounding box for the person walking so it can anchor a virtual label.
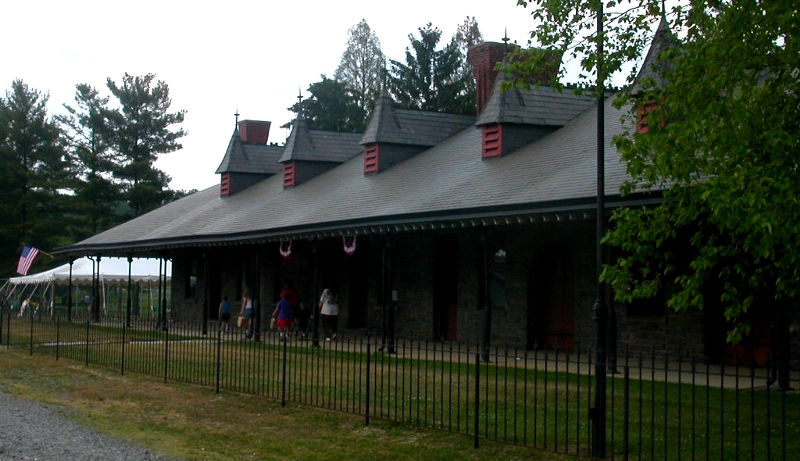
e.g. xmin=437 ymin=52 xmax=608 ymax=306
xmin=272 ymin=293 xmax=293 ymax=341
xmin=319 ymin=288 xmax=340 ymax=341
xmin=218 ymin=295 xmax=231 ymax=333
xmin=239 ymin=291 xmax=253 ymax=339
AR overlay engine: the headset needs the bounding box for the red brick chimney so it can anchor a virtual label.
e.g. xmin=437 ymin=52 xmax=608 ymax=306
xmin=469 ymin=43 xmax=563 ymax=115
xmin=468 ymin=42 xmax=508 ymax=115
xmin=238 ymin=120 xmax=271 ymax=144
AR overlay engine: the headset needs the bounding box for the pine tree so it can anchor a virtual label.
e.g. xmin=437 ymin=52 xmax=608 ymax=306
xmin=388 ymin=23 xmax=475 ymax=115
xmin=106 ymin=73 xmax=186 ymax=218
xmin=0 ymin=80 xmax=69 ymax=275
xmin=59 ymin=83 xmax=124 ymax=236
xmin=287 ymin=76 xmax=368 ymax=133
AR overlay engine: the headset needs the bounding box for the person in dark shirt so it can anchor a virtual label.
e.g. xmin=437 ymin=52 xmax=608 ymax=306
xmin=272 ymin=293 xmax=293 ymax=341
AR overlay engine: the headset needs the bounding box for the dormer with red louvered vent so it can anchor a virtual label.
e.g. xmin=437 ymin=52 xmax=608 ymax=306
xmin=360 ymin=89 xmax=474 ymax=174
xmin=471 ymin=42 xmax=597 ymax=159
xmin=631 ymin=19 xmax=676 ymax=136
xmin=215 ymin=119 xmax=284 ymax=197
xmin=279 ymin=117 xmax=363 ymax=188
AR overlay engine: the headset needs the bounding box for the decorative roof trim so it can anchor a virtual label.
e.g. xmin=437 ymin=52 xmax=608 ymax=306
xmin=53 ymin=193 xmax=663 ymax=257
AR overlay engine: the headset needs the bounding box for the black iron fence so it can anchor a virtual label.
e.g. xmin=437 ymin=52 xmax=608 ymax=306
xmin=1 ymin=309 xmax=797 ymax=460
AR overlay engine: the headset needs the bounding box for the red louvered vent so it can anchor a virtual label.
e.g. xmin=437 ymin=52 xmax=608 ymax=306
xmin=636 ymin=100 xmax=658 ymax=134
xmin=482 ymin=124 xmax=503 ymax=158
xmin=220 ymin=172 xmax=231 ymax=196
xmin=283 ymin=162 xmax=296 ymax=188
xmin=364 ymin=145 xmax=379 ymax=173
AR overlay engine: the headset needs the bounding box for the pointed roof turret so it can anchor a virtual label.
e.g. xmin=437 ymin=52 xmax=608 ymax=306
xmin=359 ymin=89 xmax=473 ymax=147
xmin=476 ymin=71 xmax=595 ymax=127
xmin=279 ymin=114 xmax=362 ymax=187
xmin=216 ymin=120 xmax=281 ymax=175
xmin=633 ymin=16 xmax=678 ymax=95
xmin=215 ymin=119 xmax=282 ymax=196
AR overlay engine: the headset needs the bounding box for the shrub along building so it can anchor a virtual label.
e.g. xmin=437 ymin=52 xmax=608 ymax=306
xmin=53 ymin=33 xmax=796 ymax=368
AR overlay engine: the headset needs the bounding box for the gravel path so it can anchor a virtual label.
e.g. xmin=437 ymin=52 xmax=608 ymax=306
xmin=0 ymin=390 xmax=182 ymax=461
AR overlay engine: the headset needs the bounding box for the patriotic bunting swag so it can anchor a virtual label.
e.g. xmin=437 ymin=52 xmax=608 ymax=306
xmin=343 ymin=236 xmax=357 ymax=256
xmin=279 ymin=240 xmax=292 ymax=259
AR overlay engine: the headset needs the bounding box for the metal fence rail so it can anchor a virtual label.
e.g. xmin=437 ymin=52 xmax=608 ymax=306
xmin=2 ymin=310 xmax=797 ymax=460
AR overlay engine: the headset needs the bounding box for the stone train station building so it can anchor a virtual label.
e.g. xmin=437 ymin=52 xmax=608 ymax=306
xmin=54 ymin=33 xmax=798 ymax=369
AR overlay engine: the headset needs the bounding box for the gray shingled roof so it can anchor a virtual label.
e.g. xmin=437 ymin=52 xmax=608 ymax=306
xmin=214 ymin=127 xmax=284 ymax=175
xmin=477 ymin=76 xmax=597 ymax=127
xmin=632 ymin=17 xmax=677 ymax=95
xmin=360 ymin=91 xmax=475 ymax=146
xmin=279 ymin=118 xmax=362 ymax=163
xmin=56 ymin=95 xmax=636 ymax=255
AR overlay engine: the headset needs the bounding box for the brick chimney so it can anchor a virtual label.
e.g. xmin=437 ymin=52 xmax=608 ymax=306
xmin=469 ymin=43 xmax=563 ymax=115
xmin=238 ymin=120 xmax=271 ymax=144
xmin=468 ymin=42 xmax=508 ymax=115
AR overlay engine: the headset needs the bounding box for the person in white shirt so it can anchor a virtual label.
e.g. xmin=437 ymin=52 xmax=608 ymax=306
xmin=318 ymin=288 xmax=339 ymax=341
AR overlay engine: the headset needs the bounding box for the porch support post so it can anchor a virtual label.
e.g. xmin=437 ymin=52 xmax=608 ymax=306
xmin=126 ymin=256 xmax=132 ymax=327
xmin=202 ymin=251 xmax=209 ymax=335
xmin=481 ymin=232 xmax=492 ymax=362
xmin=252 ymin=250 xmax=261 ymax=342
xmin=159 ymin=255 xmax=168 ymax=331
xmin=380 ymin=236 xmax=396 ymax=353
xmin=386 ymin=238 xmax=395 ymax=353
xmin=67 ymin=259 xmax=74 ymax=322
xmin=312 ymin=240 xmax=320 ymax=347
xmin=92 ymin=256 xmax=101 ymax=323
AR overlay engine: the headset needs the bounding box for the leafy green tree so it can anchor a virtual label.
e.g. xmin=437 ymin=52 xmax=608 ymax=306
xmin=58 ymin=83 xmax=124 ymax=237
xmin=334 ymin=19 xmax=385 ymax=119
xmin=452 ymin=17 xmax=483 ymax=102
xmin=606 ymin=2 xmax=800 ymax=343
xmin=286 ymin=76 xmax=368 ymax=132
xmin=510 ymin=0 xmax=800 ymax=347
xmin=0 ymin=80 xmax=70 ymax=275
xmin=388 ymin=23 xmax=475 ymax=115
xmin=106 ymin=73 xmax=186 ymax=218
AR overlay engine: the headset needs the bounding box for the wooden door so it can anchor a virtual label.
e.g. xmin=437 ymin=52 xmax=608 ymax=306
xmin=529 ymin=243 xmax=575 ymax=350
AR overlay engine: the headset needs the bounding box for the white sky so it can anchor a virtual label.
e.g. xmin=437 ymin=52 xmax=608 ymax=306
xmin=2 ymin=0 xmax=586 ymax=192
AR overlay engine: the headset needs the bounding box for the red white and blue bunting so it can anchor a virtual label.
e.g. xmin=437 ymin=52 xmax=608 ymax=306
xmin=279 ymin=240 xmax=292 ymax=259
xmin=343 ymin=236 xmax=357 ymax=256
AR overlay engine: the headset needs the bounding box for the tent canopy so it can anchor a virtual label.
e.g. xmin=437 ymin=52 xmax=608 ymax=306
xmin=8 ymin=257 xmax=171 ymax=285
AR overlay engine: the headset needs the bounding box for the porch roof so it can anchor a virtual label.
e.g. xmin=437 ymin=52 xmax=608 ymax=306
xmin=55 ymin=97 xmax=653 ymax=257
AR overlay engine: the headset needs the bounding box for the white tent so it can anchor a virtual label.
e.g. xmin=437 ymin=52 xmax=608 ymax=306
xmin=7 ymin=257 xmax=171 ymax=285
xmin=3 ymin=257 xmax=171 ymax=317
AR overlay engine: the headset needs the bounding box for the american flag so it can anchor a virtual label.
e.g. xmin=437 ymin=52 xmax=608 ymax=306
xmin=16 ymin=245 xmax=39 ymax=275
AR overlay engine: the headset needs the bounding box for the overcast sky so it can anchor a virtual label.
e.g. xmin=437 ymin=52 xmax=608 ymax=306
xmin=2 ymin=1 xmax=597 ymax=192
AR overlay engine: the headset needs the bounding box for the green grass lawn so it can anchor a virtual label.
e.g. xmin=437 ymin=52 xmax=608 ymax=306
xmin=0 ymin=347 xmax=582 ymax=461
xmin=3 ymin=315 xmax=797 ymax=460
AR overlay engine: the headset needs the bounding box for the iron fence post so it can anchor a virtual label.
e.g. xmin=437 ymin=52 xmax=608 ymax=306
xmin=216 ymin=327 xmax=222 ymax=394
xmin=474 ymin=342 xmax=480 ymax=449
xmin=365 ymin=342 xmax=371 ymax=426
xmin=281 ymin=336 xmax=288 ymax=407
